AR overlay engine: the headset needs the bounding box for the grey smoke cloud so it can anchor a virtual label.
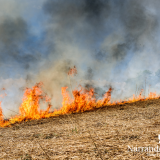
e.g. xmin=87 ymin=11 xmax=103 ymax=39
xmin=43 ymin=0 xmax=111 ymax=47
xmin=0 ymin=0 xmax=46 ymax=117
xmin=0 ymin=18 xmax=27 ymax=44
xmin=43 ymin=0 xmax=158 ymax=69
xmin=41 ymin=0 xmax=160 ymax=101
xmin=0 ymin=0 xmax=159 ymax=117
xmin=0 ymin=1 xmax=46 ymax=78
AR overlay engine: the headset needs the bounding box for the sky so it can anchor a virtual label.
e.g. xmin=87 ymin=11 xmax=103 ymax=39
xmin=0 ymin=0 xmax=160 ymax=117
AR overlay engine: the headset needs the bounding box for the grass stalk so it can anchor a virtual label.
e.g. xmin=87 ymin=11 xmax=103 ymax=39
xmin=35 ymin=140 xmax=51 ymax=160
xmin=88 ymin=130 xmax=103 ymax=160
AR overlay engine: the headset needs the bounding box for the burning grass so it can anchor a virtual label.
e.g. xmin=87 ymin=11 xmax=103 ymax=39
xmin=0 ymin=66 xmax=160 ymax=128
xmin=0 ymin=80 xmax=160 ymax=128
xmin=1 ymin=98 xmax=160 ymax=159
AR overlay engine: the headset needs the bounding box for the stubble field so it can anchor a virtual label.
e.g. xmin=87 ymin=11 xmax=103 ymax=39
xmin=0 ymin=99 xmax=160 ymax=159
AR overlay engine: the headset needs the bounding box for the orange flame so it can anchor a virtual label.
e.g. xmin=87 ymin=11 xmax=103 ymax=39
xmin=0 ymin=103 xmax=3 ymax=121
xmin=0 ymin=80 xmax=160 ymax=127
xmin=19 ymin=82 xmax=50 ymax=119
xmin=68 ymin=66 xmax=77 ymax=76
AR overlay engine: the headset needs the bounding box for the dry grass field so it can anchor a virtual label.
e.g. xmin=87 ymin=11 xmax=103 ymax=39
xmin=1 ymin=99 xmax=160 ymax=159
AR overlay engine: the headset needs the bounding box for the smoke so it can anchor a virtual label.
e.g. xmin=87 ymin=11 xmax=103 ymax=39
xmin=0 ymin=0 xmax=46 ymax=117
xmin=40 ymin=0 xmax=160 ymax=101
xmin=0 ymin=17 xmax=37 ymax=72
xmin=0 ymin=1 xmax=46 ymax=79
xmin=0 ymin=0 xmax=160 ymax=117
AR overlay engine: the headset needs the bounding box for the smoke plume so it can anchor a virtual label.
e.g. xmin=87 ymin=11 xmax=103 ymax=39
xmin=0 ymin=0 xmax=160 ymax=117
xmin=41 ymin=0 xmax=160 ymax=100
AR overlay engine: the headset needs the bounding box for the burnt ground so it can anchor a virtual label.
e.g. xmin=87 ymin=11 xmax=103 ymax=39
xmin=1 ymin=99 xmax=160 ymax=159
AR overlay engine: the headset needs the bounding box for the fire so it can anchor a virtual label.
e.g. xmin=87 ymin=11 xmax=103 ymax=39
xmin=68 ymin=65 xmax=77 ymax=76
xmin=0 ymin=103 xmax=3 ymax=121
xmin=0 ymin=68 xmax=160 ymax=127
xmin=19 ymin=82 xmax=51 ymax=119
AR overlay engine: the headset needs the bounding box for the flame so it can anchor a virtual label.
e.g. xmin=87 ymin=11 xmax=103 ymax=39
xmin=68 ymin=65 xmax=77 ymax=76
xmin=19 ymin=82 xmax=51 ymax=119
xmin=0 ymin=73 xmax=160 ymax=127
xmin=0 ymin=93 xmax=7 ymax=98
xmin=0 ymin=103 xmax=3 ymax=121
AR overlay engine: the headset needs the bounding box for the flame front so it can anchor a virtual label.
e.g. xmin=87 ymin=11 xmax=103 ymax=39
xmin=0 ymin=103 xmax=3 ymax=121
xmin=68 ymin=66 xmax=77 ymax=76
xmin=19 ymin=82 xmax=51 ymax=119
xmin=0 ymin=80 xmax=160 ymax=127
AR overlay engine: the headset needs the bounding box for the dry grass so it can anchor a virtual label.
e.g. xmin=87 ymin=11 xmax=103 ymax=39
xmin=1 ymin=99 xmax=160 ymax=159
